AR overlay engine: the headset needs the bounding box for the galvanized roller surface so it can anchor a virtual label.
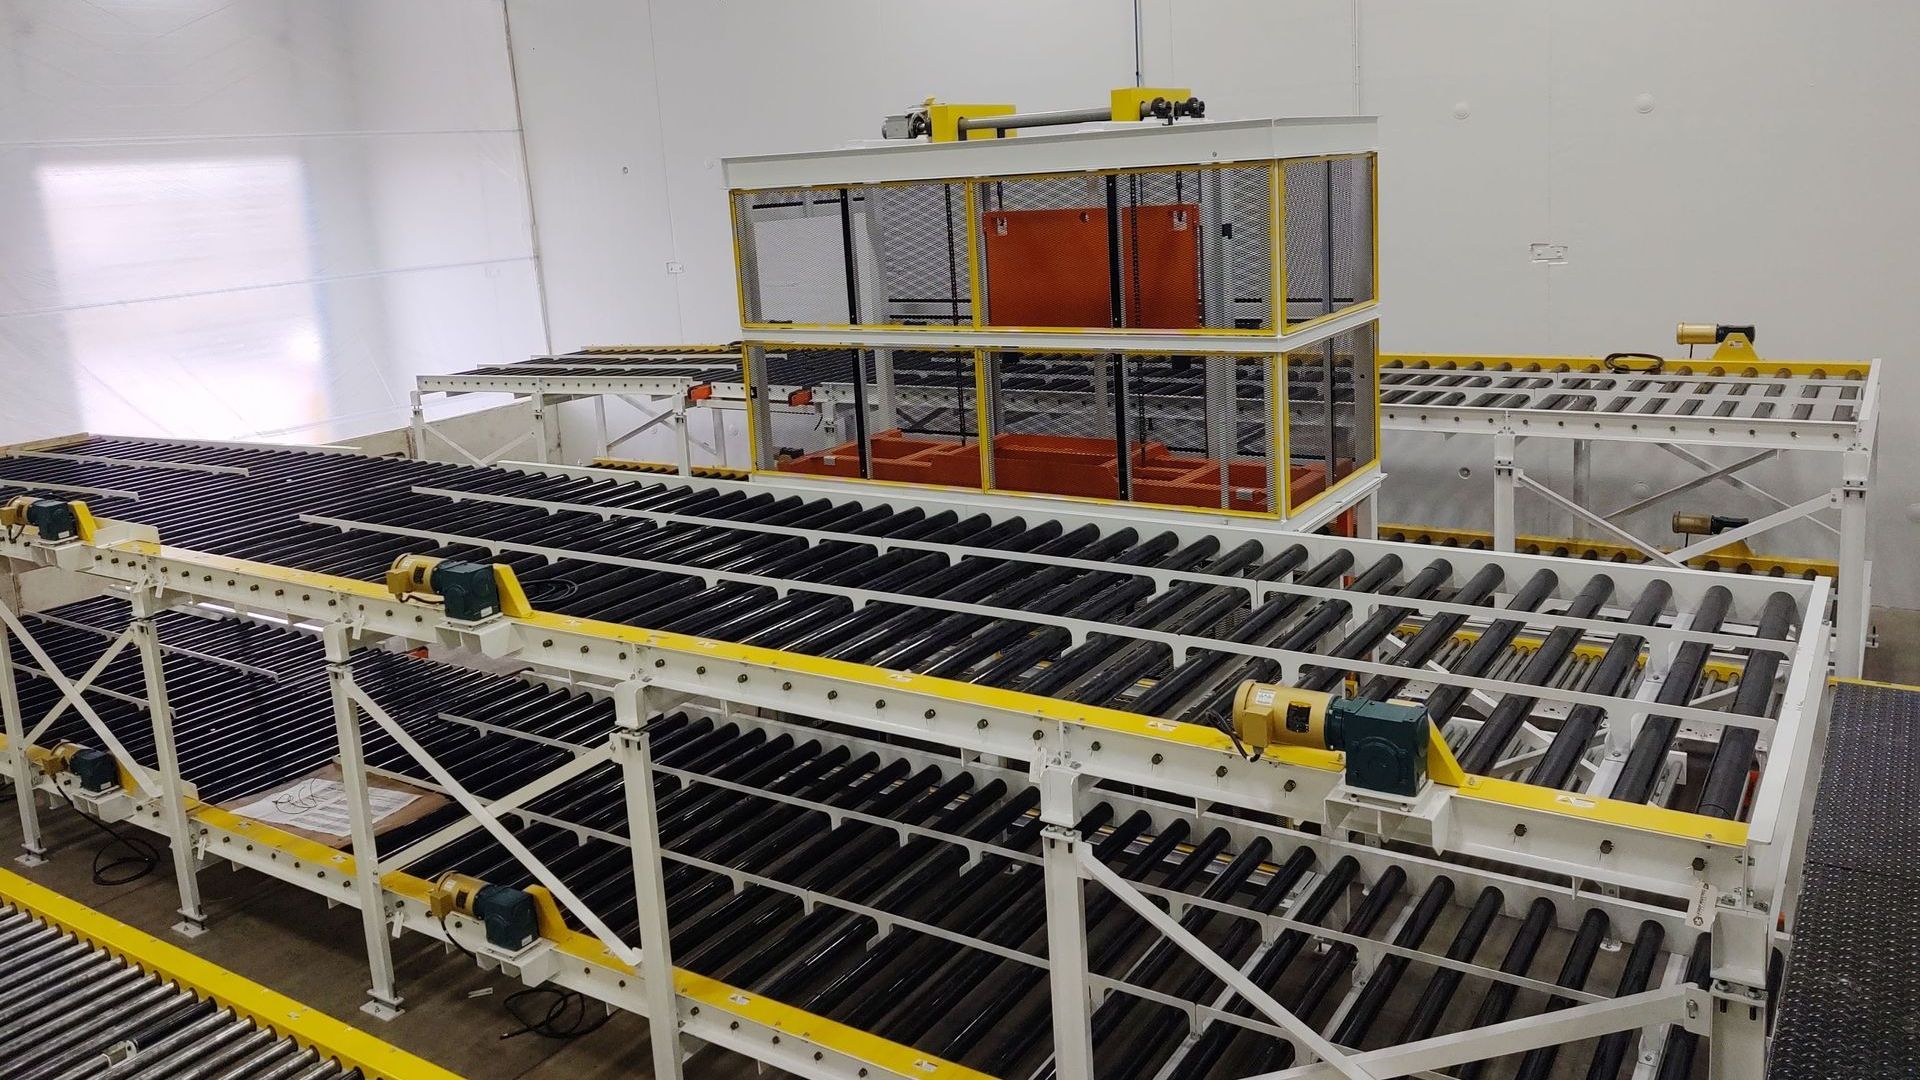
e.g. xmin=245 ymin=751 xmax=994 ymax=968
xmin=0 ymin=903 xmax=357 ymax=1080
xmin=2 ymin=594 xmax=1710 ymax=1079
xmin=0 ymin=437 xmax=1798 ymax=817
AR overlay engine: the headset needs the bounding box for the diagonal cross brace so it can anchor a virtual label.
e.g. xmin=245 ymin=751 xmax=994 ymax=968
xmin=1074 ymin=844 xmax=1377 ymax=1080
xmin=343 ymin=681 xmax=642 ymax=967
xmin=379 ymin=741 xmax=614 ymax=873
xmin=1255 ymin=983 xmax=1694 ymax=1080
xmin=1 ymin=606 xmax=159 ymax=795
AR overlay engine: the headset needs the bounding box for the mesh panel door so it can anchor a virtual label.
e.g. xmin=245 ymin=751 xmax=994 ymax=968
xmin=867 ymin=348 xmax=982 ymax=489
xmin=987 ymin=351 xmax=1121 ymax=500
xmin=733 ymin=187 xmax=860 ymax=326
xmin=1117 ymin=166 xmax=1276 ymax=331
xmin=1283 ymin=321 xmax=1376 ymax=505
xmin=1280 ymin=154 xmax=1376 ymax=327
xmin=1121 ymin=352 xmax=1207 ymax=506
xmin=1330 ymin=321 xmax=1377 ymax=482
xmin=751 ymin=346 xmax=867 ymax=477
xmin=1284 ymin=339 xmax=1336 ymax=506
xmin=864 ymin=182 xmax=973 ymax=327
xmin=1231 ymin=355 xmax=1278 ymax=512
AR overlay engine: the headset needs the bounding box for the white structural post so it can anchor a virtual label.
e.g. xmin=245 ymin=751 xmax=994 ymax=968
xmin=673 ymin=399 xmax=693 ymax=477
xmin=0 ymin=593 xmax=46 ymax=866
xmin=1570 ymin=438 xmax=1591 ymax=536
xmin=531 ymin=391 xmax=554 ymax=464
xmin=130 ymin=591 xmax=207 ymax=936
xmin=613 ymin=679 xmax=684 ymax=1080
xmin=1039 ymin=767 xmax=1094 ymax=1080
xmin=1354 ymin=489 xmax=1379 ymax=541
xmin=1493 ymin=429 xmax=1518 ymax=551
xmin=1707 ymin=910 xmax=1769 ymax=1080
xmin=323 ymin=623 xmax=404 ymax=1019
xmin=1835 ymin=447 xmax=1870 ymax=678
xmin=408 ymin=389 xmax=428 ymax=460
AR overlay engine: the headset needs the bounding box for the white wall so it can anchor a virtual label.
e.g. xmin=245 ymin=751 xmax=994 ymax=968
xmin=507 ymin=0 xmax=1138 ymax=349
xmin=508 ymin=1 xmax=1920 ymax=607
xmin=0 ymin=0 xmax=548 ymax=445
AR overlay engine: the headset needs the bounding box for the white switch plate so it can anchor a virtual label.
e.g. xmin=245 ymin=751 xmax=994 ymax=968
xmin=1530 ymin=242 xmax=1568 ymax=264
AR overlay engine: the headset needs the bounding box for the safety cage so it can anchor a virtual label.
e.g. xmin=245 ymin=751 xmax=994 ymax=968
xmin=745 ymin=333 xmax=1378 ymax=517
xmin=730 ymin=156 xmax=1375 ymax=336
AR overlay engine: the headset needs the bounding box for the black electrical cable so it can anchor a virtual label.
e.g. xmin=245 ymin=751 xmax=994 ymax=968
xmin=54 ymin=784 xmax=160 ymax=887
xmin=499 ymin=986 xmax=614 ymax=1041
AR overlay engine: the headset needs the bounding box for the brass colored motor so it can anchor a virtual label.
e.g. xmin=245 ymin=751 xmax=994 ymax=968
xmin=1231 ymin=682 xmax=1450 ymax=798
xmin=1228 ymin=684 xmax=1333 ymax=752
xmin=0 ymin=496 xmax=87 ymax=541
xmin=30 ymin=741 xmax=118 ymax=792
xmin=430 ymin=872 xmax=538 ymax=952
xmin=0 ymin=495 xmax=31 ymax=529
xmin=386 ymin=553 xmax=443 ymax=600
xmin=1676 ymin=322 xmax=1758 ymax=349
xmin=1672 ymin=511 xmax=1749 ymax=537
xmin=385 ymin=554 xmax=531 ymax=622
xmin=428 ymin=872 xmax=489 ymax=920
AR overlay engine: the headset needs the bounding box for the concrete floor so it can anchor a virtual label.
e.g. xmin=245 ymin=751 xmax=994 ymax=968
xmin=1865 ymin=607 xmax=1920 ymax=684
xmin=0 ymin=808 xmax=764 ymax=1079
xmin=2 ymin=605 xmax=1914 ymax=1079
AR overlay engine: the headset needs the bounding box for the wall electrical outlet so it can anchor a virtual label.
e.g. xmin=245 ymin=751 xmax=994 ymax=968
xmin=1530 ymin=242 xmax=1568 ymax=264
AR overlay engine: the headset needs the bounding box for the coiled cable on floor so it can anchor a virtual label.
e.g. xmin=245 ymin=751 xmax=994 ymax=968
xmin=500 ymin=986 xmax=614 ymax=1040
xmin=54 ymin=784 xmax=160 ymax=886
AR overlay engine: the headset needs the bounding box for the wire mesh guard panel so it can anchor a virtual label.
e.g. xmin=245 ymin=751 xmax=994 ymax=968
xmin=974 ymin=166 xmax=1275 ymax=331
xmin=867 ymin=182 xmax=973 ymax=327
xmin=750 ymin=346 xmax=867 ymax=474
xmin=862 ymin=348 xmax=983 ymax=488
xmin=1285 ymin=321 xmax=1377 ymax=504
xmin=733 ymin=187 xmax=860 ymax=326
xmin=986 ymin=351 xmax=1121 ymax=500
xmin=985 ymin=351 xmax=1275 ymax=511
xmin=1281 ymin=154 xmax=1375 ymax=326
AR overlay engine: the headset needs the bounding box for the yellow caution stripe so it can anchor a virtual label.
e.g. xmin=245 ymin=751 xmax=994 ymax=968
xmin=1379 ymin=522 xmax=1835 ymax=582
xmin=1831 ymin=675 xmax=1920 ymax=694
xmin=1381 ymin=352 xmax=1872 ymax=380
xmin=1457 ymin=775 xmax=1747 ymax=846
xmin=0 ymin=866 xmax=462 ymax=1080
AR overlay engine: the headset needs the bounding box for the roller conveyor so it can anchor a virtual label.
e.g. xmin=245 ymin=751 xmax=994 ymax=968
xmin=0 ymin=903 xmax=361 ymax=1080
xmin=0 ymin=435 xmax=1805 ymax=820
xmin=0 ymin=435 xmax=1832 ymax=1079
xmin=2 ymin=595 xmax=1709 ymax=1079
xmin=0 ymin=867 xmax=454 ymax=1080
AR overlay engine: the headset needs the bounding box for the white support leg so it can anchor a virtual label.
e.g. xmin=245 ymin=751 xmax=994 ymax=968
xmin=131 ymin=592 xmax=206 ymax=937
xmin=1570 ymin=437 xmax=1591 ymax=536
xmin=0 ymin=601 xmax=46 ymax=866
xmin=1042 ymin=822 xmax=1095 ymax=1080
xmin=593 ymin=395 xmax=610 ymax=461
xmin=613 ymin=679 xmax=684 ymax=1080
xmin=1354 ymin=489 xmax=1378 ymax=541
xmin=674 ymin=400 xmax=692 ymax=477
xmin=1493 ymin=430 xmax=1517 ymax=552
xmin=1706 ymin=910 xmax=1769 ymax=1080
xmin=408 ymin=390 xmax=428 ymax=461
xmin=324 ymin=624 xmax=403 ymax=1020
xmin=531 ymin=392 xmax=554 ymax=464
xmin=1836 ymin=447 xmax=1870 ymax=678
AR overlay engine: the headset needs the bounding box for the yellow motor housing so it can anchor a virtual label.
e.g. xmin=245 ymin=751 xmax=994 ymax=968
xmin=386 ymin=553 xmax=443 ymax=600
xmin=429 ymin=872 xmax=488 ymax=920
xmin=1229 ymin=684 xmax=1332 ymax=752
